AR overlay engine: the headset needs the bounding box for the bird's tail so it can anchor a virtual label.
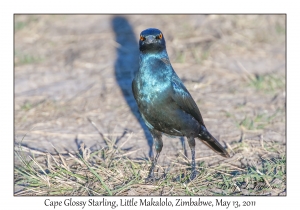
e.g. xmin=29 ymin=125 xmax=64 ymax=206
xmin=197 ymin=126 xmax=230 ymax=158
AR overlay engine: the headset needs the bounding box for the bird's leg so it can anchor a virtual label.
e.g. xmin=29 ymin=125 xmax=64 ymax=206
xmin=180 ymin=137 xmax=188 ymax=157
xmin=146 ymin=130 xmax=163 ymax=182
xmin=148 ymin=149 xmax=161 ymax=179
xmin=187 ymin=137 xmax=197 ymax=180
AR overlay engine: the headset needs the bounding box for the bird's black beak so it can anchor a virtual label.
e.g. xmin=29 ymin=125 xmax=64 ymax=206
xmin=144 ymin=35 xmax=156 ymax=44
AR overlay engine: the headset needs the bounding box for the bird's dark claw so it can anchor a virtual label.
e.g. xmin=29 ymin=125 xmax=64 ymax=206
xmin=189 ymin=170 xmax=199 ymax=182
xmin=145 ymin=174 xmax=159 ymax=183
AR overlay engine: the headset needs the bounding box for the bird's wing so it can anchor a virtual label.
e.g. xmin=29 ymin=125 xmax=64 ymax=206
xmin=171 ymin=75 xmax=205 ymax=127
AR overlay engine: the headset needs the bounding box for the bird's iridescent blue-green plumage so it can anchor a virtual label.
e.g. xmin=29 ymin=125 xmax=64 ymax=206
xmin=133 ymin=28 xmax=205 ymax=138
xmin=132 ymin=28 xmax=229 ymax=181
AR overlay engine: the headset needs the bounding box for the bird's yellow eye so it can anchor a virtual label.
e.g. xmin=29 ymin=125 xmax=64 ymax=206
xmin=157 ymin=33 xmax=163 ymax=39
xmin=140 ymin=35 xmax=145 ymax=41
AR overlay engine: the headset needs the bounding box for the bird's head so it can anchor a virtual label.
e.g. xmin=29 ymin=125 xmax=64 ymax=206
xmin=139 ymin=28 xmax=166 ymax=53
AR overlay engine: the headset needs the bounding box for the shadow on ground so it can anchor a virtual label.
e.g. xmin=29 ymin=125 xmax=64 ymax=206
xmin=111 ymin=16 xmax=154 ymax=158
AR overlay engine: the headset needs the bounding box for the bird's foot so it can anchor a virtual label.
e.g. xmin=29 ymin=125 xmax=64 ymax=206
xmin=189 ymin=170 xmax=199 ymax=182
xmin=145 ymin=174 xmax=159 ymax=184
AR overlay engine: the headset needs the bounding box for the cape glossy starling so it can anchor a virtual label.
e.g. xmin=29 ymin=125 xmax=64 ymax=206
xmin=132 ymin=28 xmax=230 ymax=181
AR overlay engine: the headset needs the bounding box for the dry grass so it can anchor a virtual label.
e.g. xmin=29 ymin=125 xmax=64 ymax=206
xmin=15 ymin=129 xmax=285 ymax=196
